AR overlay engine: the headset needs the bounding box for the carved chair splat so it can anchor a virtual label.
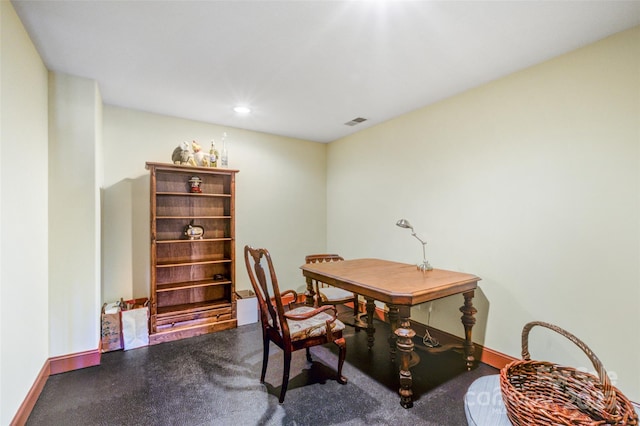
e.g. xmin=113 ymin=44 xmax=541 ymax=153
xmin=244 ymin=246 xmax=347 ymax=403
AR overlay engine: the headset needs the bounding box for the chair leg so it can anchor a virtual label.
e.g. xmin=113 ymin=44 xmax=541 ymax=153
xmin=260 ymin=336 xmax=269 ymax=383
xmin=305 ymin=347 xmax=312 ymax=362
xmin=353 ymin=297 xmax=361 ymax=332
xmin=334 ymin=337 xmax=348 ymax=384
xmin=279 ymin=351 xmax=292 ymax=403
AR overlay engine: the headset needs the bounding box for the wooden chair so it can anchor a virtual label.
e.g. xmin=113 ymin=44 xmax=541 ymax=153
xmin=244 ymin=246 xmax=347 ymax=403
xmin=305 ymin=254 xmax=364 ymax=328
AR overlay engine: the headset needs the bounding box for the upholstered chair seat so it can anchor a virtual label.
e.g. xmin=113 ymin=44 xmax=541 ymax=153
xmin=244 ymin=246 xmax=348 ymax=403
xmin=283 ymin=306 xmax=346 ymax=341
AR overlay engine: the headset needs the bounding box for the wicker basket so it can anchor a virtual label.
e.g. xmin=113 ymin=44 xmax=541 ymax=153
xmin=500 ymin=321 xmax=638 ymax=425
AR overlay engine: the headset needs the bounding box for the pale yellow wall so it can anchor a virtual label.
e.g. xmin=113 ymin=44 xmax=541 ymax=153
xmin=327 ymin=27 xmax=640 ymax=401
xmin=102 ymin=107 xmax=327 ymax=302
xmin=4 ymin=2 xmax=639 ymax=421
xmin=0 ymin=1 xmax=50 ymax=423
xmin=48 ymin=72 xmax=102 ymax=357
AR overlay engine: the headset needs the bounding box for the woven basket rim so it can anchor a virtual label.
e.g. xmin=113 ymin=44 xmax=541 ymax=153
xmin=499 ymin=322 xmax=639 ymax=425
xmin=500 ymin=366 xmax=637 ymax=425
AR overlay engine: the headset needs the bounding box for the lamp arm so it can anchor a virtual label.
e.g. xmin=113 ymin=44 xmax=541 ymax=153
xmin=411 ymin=232 xmax=428 ymax=265
xmin=410 ymin=232 xmax=427 ymax=246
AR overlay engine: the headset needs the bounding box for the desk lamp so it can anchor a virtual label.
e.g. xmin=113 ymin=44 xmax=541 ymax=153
xmin=396 ymin=218 xmax=439 ymax=348
xmin=396 ymin=219 xmax=433 ymax=271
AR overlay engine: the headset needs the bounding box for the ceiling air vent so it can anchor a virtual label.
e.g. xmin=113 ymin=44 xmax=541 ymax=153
xmin=344 ymin=117 xmax=368 ymax=126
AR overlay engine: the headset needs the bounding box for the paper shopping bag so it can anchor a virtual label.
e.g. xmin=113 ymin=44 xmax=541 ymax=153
xmin=121 ymin=307 xmax=149 ymax=350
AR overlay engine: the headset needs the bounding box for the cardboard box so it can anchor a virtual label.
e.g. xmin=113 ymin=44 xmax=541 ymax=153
xmin=236 ymin=290 xmax=258 ymax=326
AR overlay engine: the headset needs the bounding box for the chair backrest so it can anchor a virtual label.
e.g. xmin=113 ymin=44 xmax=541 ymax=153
xmin=244 ymin=246 xmax=290 ymax=341
xmin=305 ymin=254 xmax=344 ymax=264
xmin=305 ymin=254 xmax=344 ymax=289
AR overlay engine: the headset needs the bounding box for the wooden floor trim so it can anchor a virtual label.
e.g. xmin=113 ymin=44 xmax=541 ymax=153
xmin=49 ymin=348 xmax=102 ymax=375
xmin=12 ymin=347 xmax=102 ymax=425
xmin=10 ymin=360 xmax=50 ymax=426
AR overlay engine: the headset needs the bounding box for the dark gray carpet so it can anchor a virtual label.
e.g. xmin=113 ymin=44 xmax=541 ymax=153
xmin=27 ymin=320 xmax=497 ymax=425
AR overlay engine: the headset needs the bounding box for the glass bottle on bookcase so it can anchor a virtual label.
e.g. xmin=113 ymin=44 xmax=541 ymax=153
xmin=221 ymin=132 xmax=229 ymax=168
xmin=209 ymin=140 xmax=218 ymax=167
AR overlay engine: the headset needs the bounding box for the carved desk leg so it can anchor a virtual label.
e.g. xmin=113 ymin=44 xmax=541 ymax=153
xmin=305 ymin=277 xmax=315 ymax=307
xmin=387 ymin=304 xmax=399 ymax=362
xmin=365 ymin=297 xmax=376 ymax=350
xmin=395 ymin=305 xmax=416 ymax=409
xmin=460 ymin=290 xmax=477 ymax=370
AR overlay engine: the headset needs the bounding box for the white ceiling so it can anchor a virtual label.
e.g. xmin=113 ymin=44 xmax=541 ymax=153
xmin=12 ymin=0 xmax=640 ymax=143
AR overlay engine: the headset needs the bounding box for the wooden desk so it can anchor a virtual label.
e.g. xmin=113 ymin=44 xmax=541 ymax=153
xmin=301 ymin=258 xmax=480 ymax=408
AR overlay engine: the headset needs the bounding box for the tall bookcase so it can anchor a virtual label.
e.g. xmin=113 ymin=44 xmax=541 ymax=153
xmin=146 ymin=162 xmax=238 ymax=344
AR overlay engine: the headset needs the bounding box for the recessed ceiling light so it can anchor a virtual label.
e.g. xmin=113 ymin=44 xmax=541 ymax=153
xmin=233 ymin=106 xmax=251 ymax=114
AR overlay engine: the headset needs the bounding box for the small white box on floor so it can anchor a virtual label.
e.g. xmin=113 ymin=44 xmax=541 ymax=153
xmin=236 ymin=290 xmax=258 ymax=326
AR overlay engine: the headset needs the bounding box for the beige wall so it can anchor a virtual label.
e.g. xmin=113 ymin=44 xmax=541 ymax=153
xmin=0 ymin=2 xmax=50 ymax=423
xmin=48 ymin=72 xmax=102 ymax=357
xmin=327 ymin=26 xmax=640 ymax=401
xmin=3 ymin=2 xmax=639 ymax=421
xmin=102 ymin=107 xmax=327 ymax=302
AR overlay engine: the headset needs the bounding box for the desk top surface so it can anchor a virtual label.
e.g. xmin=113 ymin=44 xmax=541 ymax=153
xmin=301 ymin=258 xmax=480 ymax=306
